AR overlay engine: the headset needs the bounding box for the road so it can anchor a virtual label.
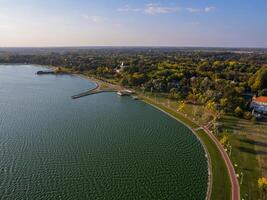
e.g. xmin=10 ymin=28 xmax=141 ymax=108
xmin=203 ymin=126 xmax=240 ymax=200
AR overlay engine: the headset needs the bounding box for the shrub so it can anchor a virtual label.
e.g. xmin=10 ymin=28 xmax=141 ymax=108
xmin=234 ymin=106 xmax=243 ymax=117
xmin=251 ymin=116 xmax=257 ymax=124
xmin=243 ymin=111 xmax=252 ymax=120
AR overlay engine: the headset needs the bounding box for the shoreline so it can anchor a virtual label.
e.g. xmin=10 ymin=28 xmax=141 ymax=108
xmin=75 ymin=74 xmax=213 ymax=200
xmin=141 ymin=97 xmax=212 ymax=200
xmin=34 ymin=65 xmax=233 ymax=200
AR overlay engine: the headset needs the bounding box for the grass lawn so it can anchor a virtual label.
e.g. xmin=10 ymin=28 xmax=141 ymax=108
xmin=141 ymin=92 xmax=215 ymax=125
xmin=86 ymin=76 xmax=265 ymax=199
xmin=141 ymin=95 xmax=231 ymax=200
xmin=220 ymin=115 xmax=265 ymax=199
xmin=196 ymin=130 xmax=231 ymax=200
xmin=142 ymin=91 xmax=265 ymax=199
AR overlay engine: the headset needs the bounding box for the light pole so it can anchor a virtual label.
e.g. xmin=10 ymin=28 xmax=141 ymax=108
xmin=229 ymin=145 xmax=232 ymax=156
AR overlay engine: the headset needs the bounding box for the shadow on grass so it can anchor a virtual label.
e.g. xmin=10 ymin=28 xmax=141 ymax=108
xmin=238 ymin=147 xmax=267 ymax=155
xmin=242 ymin=167 xmax=253 ymax=172
xmin=239 ymin=138 xmax=267 ymax=148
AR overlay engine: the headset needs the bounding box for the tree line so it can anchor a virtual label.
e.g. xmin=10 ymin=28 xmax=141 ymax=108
xmin=0 ymin=47 xmax=266 ymax=118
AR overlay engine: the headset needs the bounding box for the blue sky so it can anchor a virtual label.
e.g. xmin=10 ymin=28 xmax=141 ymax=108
xmin=0 ymin=0 xmax=266 ymax=47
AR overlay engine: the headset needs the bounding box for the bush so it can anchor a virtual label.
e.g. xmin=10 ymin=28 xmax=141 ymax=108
xmin=234 ymin=106 xmax=244 ymax=117
xmin=251 ymin=116 xmax=257 ymax=124
xmin=243 ymin=111 xmax=252 ymax=120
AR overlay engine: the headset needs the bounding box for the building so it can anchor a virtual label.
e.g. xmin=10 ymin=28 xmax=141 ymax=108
xmin=115 ymin=62 xmax=127 ymax=73
xmin=250 ymin=96 xmax=267 ymax=117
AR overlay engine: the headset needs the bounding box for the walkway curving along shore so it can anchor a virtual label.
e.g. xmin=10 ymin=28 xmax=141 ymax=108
xmin=141 ymin=96 xmax=212 ymax=200
xmin=69 ymin=73 xmax=237 ymax=200
xmin=70 ymin=74 xmax=213 ymax=199
xmin=140 ymin=94 xmax=239 ymax=200
xmin=203 ymin=126 xmax=240 ymax=200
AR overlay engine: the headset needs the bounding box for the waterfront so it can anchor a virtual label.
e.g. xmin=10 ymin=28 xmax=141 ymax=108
xmin=0 ymin=65 xmax=208 ymax=199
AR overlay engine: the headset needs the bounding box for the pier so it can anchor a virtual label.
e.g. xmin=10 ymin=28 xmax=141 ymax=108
xmin=71 ymin=75 xmax=122 ymax=99
xmin=71 ymin=88 xmax=117 ymax=99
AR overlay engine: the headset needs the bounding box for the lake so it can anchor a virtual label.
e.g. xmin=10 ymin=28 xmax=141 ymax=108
xmin=0 ymin=65 xmax=208 ymax=199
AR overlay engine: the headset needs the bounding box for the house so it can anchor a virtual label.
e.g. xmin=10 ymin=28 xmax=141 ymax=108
xmin=250 ymin=96 xmax=267 ymax=117
xmin=115 ymin=62 xmax=127 ymax=73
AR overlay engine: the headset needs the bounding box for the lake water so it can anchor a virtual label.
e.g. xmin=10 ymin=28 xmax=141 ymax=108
xmin=0 ymin=65 xmax=208 ymax=199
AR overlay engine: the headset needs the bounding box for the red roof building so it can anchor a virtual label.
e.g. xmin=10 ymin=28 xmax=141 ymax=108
xmin=253 ymin=96 xmax=267 ymax=105
xmin=251 ymin=96 xmax=267 ymax=115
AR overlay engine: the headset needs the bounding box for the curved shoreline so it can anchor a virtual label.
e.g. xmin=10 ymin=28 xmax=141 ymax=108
xmin=77 ymin=76 xmax=212 ymax=200
xmin=35 ymin=67 xmax=234 ymax=199
xmin=76 ymin=74 xmax=241 ymax=200
xmin=142 ymin=98 xmax=212 ymax=200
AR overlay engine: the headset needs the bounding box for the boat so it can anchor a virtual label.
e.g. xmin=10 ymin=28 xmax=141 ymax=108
xmin=117 ymin=91 xmax=125 ymax=96
xmin=117 ymin=90 xmax=132 ymax=96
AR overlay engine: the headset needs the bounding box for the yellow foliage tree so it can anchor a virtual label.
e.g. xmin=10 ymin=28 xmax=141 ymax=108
xmin=220 ymin=135 xmax=229 ymax=147
xmin=206 ymin=101 xmax=216 ymax=110
xmin=258 ymin=177 xmax=267 ymax=199
xmin=177 ymin=101 xmax=185 ymax=112
xmin=258 ymin=177 xmax=267 ymax=190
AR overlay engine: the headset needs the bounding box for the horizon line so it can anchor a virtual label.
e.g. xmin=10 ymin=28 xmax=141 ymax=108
xmin=0 ymin=45 xmax=266 ymax=49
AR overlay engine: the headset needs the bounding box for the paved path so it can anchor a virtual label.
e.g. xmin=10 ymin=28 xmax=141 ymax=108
xmin=140 ymin=94 xmax=240 ymax=200
xmin=72 ymin=76 xmax=240 ymax=200
xmin=194 ymin=127 xmax=204 ymax=131
xmin=203 ymin=126 xmax=240 ymax=200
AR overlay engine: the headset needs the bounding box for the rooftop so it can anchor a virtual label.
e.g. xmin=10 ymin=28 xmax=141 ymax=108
xmin=254 ymin=96 xmax=267 ymax=104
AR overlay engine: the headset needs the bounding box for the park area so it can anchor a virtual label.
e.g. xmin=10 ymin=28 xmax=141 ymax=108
xmin=140 ymin=91 xmax=267 ymax=200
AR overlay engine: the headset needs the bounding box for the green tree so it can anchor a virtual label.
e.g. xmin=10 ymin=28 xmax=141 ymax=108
xmin=249 ymin=67 xmax=267 ymax=92
xmin=234 ymin=106 xmax=243 ymax=117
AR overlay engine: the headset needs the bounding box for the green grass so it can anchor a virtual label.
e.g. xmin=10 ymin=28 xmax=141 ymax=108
xmin=142 ymin=96 xmax=231 ymax=200
xmin=144 ymin=95 xmax=261 ymax=200
xmin=196 ymin=130 xmax=231 ymax=200
xmin=140 ymin=91 xmax=216 ymax=125
xmin=230 ymin=134 xmax=260 ymax=199
xmin=220 ymin=115 xmax=261 ymax=199
xmin=142 ymin=97 xmax=199 ymax=129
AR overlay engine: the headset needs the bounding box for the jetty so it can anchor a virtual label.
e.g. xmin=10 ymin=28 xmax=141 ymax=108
xmin=36 ymin=70 xmax=134 ymax=99
xmin=71 ymin=75 xmax=130 ymax=99
xmin=71 ymin=88 xmax=116 ymax=99
xmin=37 ymin=70 xmax=55 ymax=75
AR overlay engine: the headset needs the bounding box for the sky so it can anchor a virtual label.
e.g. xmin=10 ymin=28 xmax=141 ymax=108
xmin=0 ymin=0 xmax=266 ymax=47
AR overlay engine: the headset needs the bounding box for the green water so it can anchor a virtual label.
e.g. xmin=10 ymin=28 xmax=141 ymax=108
xmin=0 ymin=65 xmax=208 ymax=199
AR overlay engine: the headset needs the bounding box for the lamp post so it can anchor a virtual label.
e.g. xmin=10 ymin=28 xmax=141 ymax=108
xmin=229 ymin=145 xmax=232 ymax=156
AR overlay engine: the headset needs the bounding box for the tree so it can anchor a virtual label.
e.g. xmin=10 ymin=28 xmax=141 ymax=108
xmin=177 ymin=101 xmax=185 ymax=112
xmin=258 ymin=177 xmax=267 ymax=199
xmin=206 ymin=101 xmax=216 ymax=111
xmin=220 ymin=135 xmax=229 ymax=147
xmin=234 ymin=106 xmax=243 ymax=117
xmin=249 ymin=67 xmax=267 ymax=92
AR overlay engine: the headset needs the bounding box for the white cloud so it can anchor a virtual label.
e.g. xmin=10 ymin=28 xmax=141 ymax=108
xmin=83 ymin=15 xmax=103 ymax=23
xmin=118 ymin=4 xmax=178 ymax=15
xmin=187 ymin=6 xmax=216 ymax=13
xmin=186 ymin=8 xmax=202 ymax=13
xmin=204 ymin=7 xmax=216 ymax=12
xmin=117 ymin=6 xmax=142 ymax=12
xmin=144 ymin=4 xmax=178 ymax=15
